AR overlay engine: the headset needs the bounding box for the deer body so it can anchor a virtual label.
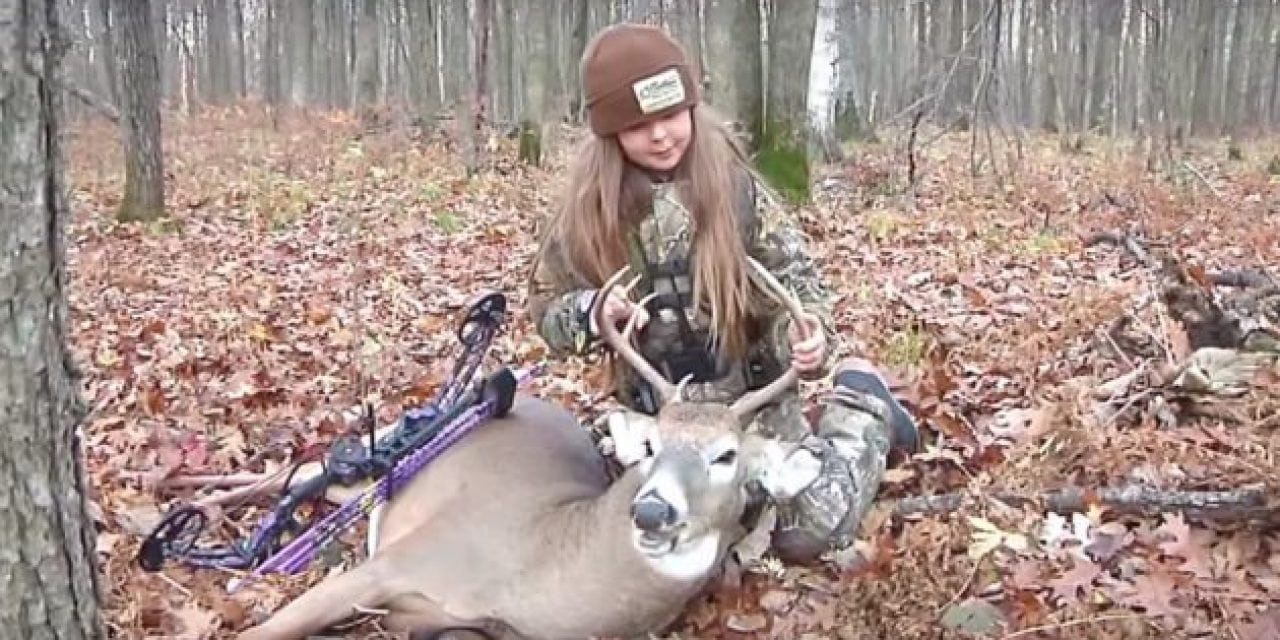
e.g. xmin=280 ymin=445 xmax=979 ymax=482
xmin=239 ymin=259 xmax=809 ymax=640
xmin=238 ymin=394 xmax=747 ymax=640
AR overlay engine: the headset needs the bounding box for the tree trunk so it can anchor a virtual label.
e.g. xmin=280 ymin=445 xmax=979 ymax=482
xmin=404 ymin=0 xmax=440 ymax=118
xmin=516 ymin=0 xmax=554 ymax=166
xmin=1222 ymin=0 xmax=1247 ymax=134
xmin=233 ymin=0 xmax=245 ymax=98
xmin=443 ymin=0 xmax=470 ymax=110
xmin=263 ymin=0 xmax=282 ymax=115
xmin=1190 ymin=0 xmax=1218 ymax=135
xmin=763 ymin=0 xmax=818 ymax=203
xmin=703 ymin=0 xmax=763 ymax=146
xmin=0 ymin=1 xmax=104 ymax=638
xmin=111 ymin=0 xmax=166 ymax=222
xmin=94 ymin=0 xmax=118 ymax=104
xmin=354 ymin=0 xmax=381 ymax=109
xmin=565 ymin=0 xmax=590 ymax=122
xmin=668 ymin=0 xmax=703 ymax=81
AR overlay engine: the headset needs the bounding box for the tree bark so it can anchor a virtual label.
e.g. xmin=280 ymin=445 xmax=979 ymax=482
xmin=0 ymin=1 xmax=104 ymax=638
xmin=703 ymin=0 xmax=763 ymax=145
xmin=667 ymin=0 xmax=703 ymax=81
xmin=517 ymin=0 xmax=552 ymax=167
xmin=762 ymin=0 xmax=818 ymax=203
xmin=565 ymin=0 xmax=589 ymax=122
xmin=110 ymin=0 xmax=166 ymax=222
xmin=353 ymin=0 xmax=381 ymax=109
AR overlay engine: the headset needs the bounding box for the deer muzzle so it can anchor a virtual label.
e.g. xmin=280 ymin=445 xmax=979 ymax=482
xmin=629 ymin=448 xmax=698 ymax=549
xmin=630 ymin=490 xmax=677 ymax=532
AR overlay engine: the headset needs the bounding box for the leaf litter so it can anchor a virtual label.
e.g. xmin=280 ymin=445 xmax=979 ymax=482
xmin=63 ymin=108 xmax=1279 ymax=638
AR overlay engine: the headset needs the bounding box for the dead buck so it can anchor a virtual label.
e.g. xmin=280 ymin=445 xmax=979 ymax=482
xmin=237 ymin=258 xmax=811 ymax=640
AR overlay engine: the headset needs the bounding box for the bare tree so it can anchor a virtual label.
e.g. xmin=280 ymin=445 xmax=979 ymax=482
xmin=353 ymin=0 xmax=381 ymax=110
xmin=762 ymin=0 xmax=818 ymax=202
xmin=0 ymin=0 xmax=105 ymax=637
xmin=110 ymin=0 xmax=165 ymax=222
xmin=704 ymin=0 xmax=763 ymax=145
xmin=516 ymin=0 xmax=554 ymax=166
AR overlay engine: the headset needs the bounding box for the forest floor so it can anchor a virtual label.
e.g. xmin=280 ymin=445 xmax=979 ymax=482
xmin=64 ymin=106 xmax=1280 ymax=639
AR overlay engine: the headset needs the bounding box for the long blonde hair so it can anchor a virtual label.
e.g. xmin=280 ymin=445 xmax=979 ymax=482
xmin=538 ymin=104 xmax=760 ymax=359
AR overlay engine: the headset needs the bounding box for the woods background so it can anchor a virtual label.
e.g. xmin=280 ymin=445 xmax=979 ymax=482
xmin=62 ymin=0 xmax=1280 ymax=206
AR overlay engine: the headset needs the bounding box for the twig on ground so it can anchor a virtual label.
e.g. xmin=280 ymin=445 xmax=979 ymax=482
xmin=998 ymin=613 xmax=1148 ymax=639
xmin=891 ymin=484 xmax=1273 ymax=523
xmin=1182 ymin=160 xmax=1224 ymax=199
xmin=936 ymin=556 xmax=984 ymax=617
xmin=1211 ymin=270 xmax=1275 ymax=289
xmin=160 ymin=473 xmax=272 ymax=489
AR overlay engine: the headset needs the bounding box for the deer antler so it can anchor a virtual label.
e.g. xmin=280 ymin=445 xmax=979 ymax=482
xmin=590 ymin=266 xmax=681 ymax=404
xmin=728 ymin=257 xmax=813 ymax=420
xmin=591 ymin=259 xmax=814 ymax=417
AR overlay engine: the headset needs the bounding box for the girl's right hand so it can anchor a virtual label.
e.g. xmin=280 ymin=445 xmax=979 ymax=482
xmin=591 ymin=290 xmax=650 ymax=335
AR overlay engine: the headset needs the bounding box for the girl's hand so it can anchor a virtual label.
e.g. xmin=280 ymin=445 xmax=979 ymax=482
xmin=788 ymin=312 xmax=826 ymax=376
xmin=590 ymin=290 xmax=650 ymax=335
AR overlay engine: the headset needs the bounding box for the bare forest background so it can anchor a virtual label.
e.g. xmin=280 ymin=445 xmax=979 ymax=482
xmin=62 ymin=0 xmax=1280 ymax=213
xmin=6 ymin=1 xmax=1279 ymax=638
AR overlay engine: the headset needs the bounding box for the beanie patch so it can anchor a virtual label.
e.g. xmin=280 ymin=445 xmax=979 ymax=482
xmin=632 ymin=68 xmax=686 ymax=115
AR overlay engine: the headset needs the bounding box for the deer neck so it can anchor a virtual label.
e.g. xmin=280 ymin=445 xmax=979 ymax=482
xmin=556 ymin=463 xmax=722 ymax=580
xmin=500 ymin=464 xmax=723 ymax=637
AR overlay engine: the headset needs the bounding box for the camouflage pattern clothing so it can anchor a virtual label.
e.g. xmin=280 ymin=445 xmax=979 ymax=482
xmin=526 ymin=169 xmax=898 ymax=563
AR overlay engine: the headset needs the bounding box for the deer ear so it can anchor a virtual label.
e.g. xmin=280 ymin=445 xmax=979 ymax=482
xmin=738 ymin=435 xmax=821 ymax=501
xmin=606 ymin=410 xmax=659 ymax=468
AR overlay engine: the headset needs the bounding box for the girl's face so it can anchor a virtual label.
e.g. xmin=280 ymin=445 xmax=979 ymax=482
xmin=616 ymin=108 xmax=693 ymax=173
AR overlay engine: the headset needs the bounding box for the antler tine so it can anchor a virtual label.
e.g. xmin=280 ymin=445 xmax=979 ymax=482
xmin=744 ymin=257 xmax=811 ymax=338
xmin=672 ymin=373 xmax=694 ymax=404
xmin=590 ymin=267 xmax=680 ymax=405
xmin=729 ymin=257 xmax=813 ymax=420
xmin=622 ymin=291 xmax=659 ymax=341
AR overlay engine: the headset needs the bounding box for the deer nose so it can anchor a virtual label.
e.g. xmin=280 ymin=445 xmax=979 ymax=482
xmin=631 ymin=491 xmax=676 ymax=532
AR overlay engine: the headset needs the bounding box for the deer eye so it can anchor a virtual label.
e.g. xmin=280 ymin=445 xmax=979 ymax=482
xmin=711 ymin=448 xmax=738 ymax=466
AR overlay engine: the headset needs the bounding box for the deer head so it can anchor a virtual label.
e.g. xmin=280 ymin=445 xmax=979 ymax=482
xmin=588 ymin=258 xmax=812 ymax=574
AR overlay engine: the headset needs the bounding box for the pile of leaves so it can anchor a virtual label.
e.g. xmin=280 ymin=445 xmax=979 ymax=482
xmin=62 ymin=105 xmax=1278 ymax=638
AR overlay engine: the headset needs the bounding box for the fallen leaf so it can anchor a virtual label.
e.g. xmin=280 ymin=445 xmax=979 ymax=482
xmin=1048 ymin=557 xmax=1101 ymax=605
xmin=724 ymin=613 xmax=768 ymax=633
xmin=968 ymin=516 xmax=1030 ymax=560
xmin=940 ymin=597 xmax=1004 ymax=635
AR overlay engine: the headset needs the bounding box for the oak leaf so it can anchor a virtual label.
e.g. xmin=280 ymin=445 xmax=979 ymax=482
xmin=1047 ymin=557 xmax=1101 ymax=605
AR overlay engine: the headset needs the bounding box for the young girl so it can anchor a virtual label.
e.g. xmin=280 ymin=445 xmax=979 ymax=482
xmin=526 ymin=23 xmax=918 ymax=563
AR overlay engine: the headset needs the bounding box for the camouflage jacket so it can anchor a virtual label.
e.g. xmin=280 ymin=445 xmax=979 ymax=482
xmin=527 ymin=170 xmax=837 ymax=414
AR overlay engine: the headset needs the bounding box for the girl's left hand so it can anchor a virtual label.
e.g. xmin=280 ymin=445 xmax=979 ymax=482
xmin=788 ymin=312 xmax=826 ymax=376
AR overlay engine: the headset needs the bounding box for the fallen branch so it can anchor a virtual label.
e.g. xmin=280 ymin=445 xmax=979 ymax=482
xmin=1210 ymin=269 xmax=1275 ymax=289
xmin=1082 ymin=231 xmax=1159 ymax=269
xmin=1182 ymin=160 xmax=1224 ymax=200
xmin=60 ymin=79 xmax=120 ymax=124
xmin=890 ymin=484 xmax=1275 ymax=523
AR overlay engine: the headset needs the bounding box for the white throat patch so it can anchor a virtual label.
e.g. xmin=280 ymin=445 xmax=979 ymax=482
xmin=638 ymin=530 xmax=720 ymax=582
xmin=632 ymin=68 xmax=686 ymax=114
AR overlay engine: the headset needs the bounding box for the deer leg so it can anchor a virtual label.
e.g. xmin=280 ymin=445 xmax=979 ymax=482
xmin=375 ymin=593 xmax=524 ymax=640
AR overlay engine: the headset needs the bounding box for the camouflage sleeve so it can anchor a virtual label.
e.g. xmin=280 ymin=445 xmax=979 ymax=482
xmin=525 ymin=230 xmax=601 ymax=356
xmin=742 ymin=176 xmax=840 ymax=377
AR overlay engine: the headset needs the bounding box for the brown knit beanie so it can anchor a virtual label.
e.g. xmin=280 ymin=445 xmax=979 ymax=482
xmin=581 ymin=23 xmax=700 ymax=136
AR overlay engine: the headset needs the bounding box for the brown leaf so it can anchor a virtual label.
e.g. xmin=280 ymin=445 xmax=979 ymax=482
xmin=1007 ymin=558 xmax=1045 ymax=592
xmin=758 ymin=589 xmax=794 ymax=614
xmin=1112 ymin=570 xmax=1185 ymax=617
xmin=1156 ymin=512 xmax=1216 ymax=580
xmin=1241 ymin=607 xmax=1280 ymax=640
xmin=724 ymin=613 xmax=768 ymax=633
xmin=1048 ymin=557 xmax=1101 ymax=605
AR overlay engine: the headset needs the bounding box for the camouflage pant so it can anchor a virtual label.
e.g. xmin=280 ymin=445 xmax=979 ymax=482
xmin=746 ymin=387 xmax=894 ymax=563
